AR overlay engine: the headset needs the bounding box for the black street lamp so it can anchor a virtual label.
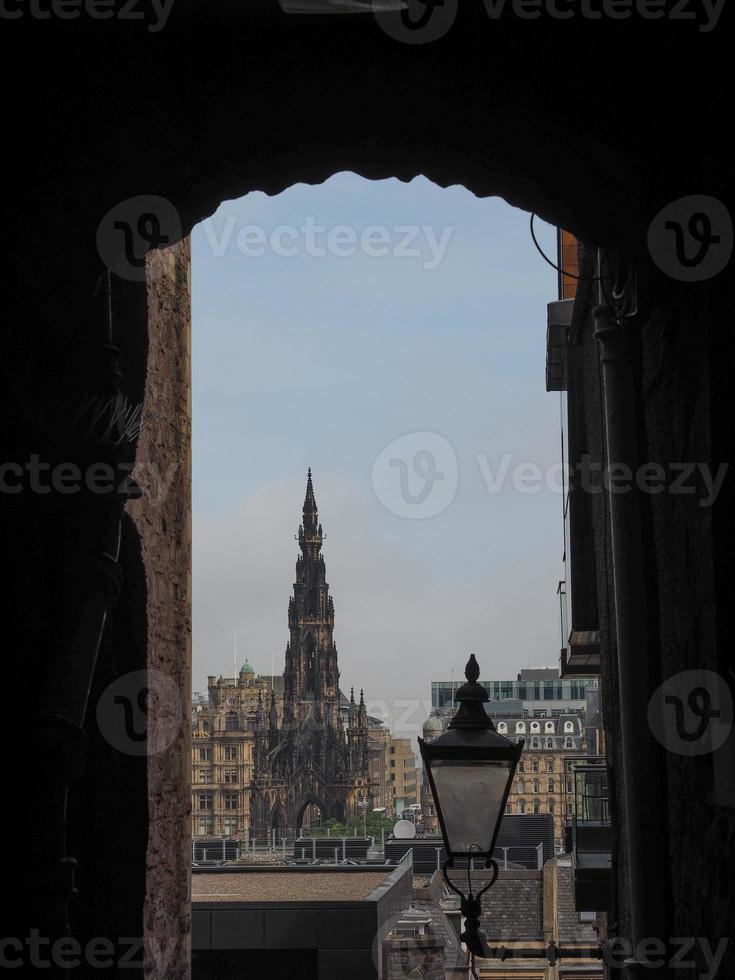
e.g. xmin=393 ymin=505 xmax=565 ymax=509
xmin=419 ymin=655 xmax=523 ymax=971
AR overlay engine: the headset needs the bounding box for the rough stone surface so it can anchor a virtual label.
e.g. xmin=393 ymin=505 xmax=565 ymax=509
xmin=382 ymin=932 xmax=446 ymax=980
xmin=127 ymin=239 xmax=192 ymax=980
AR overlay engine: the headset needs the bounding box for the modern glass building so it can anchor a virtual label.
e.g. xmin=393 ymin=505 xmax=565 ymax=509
xmin=431 ymin=672 xmax=597 ymax=710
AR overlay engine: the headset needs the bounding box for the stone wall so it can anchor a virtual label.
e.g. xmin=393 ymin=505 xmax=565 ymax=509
xmin=382 ymin=932 xmax=446 ymax=980
xmin=127 ymin=239 xmax=192 ymax=979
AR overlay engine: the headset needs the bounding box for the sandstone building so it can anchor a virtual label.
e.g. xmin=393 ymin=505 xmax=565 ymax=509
xmin=368 ymin=728 xmax=420 ymax=818
xmin=422 ymin=703 xmax=590 ymax=848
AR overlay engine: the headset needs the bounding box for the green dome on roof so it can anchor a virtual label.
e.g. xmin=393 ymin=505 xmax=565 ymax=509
xmin=239 ymin=660 xmax=254 ymax=674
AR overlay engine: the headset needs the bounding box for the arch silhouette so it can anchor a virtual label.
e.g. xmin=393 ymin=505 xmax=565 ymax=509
xmin=293 ymin=792 xmax=329 ymax=833
xmin=270 ymin=803 xmax=286 ymax=837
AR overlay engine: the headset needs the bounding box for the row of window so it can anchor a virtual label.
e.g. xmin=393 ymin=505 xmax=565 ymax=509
xmin=432 ymin=680 xmax=592 ymax=707
xmin=196 ymin=768 xmax=245 ymax=783
xmin=497 ymin=720 xmax=576 ymax=735
xmin=516 ymin=779 xmax=556 ymax=793
xmin=516 ymin=769 xmax=575 ymax=793
xmin=505 ymin=799 xmax=574 ymax=815
xmin=512 ymin=736 xmax=576 ymax=749
xmin=197 ymin=792 xmax=241 ymax=810
xmin=195 ymin=817 xmax=239 ymax=835
xmin=519 ymin=759 xmax=555 ymax=773
xmin=195 ymin=714 xmax=259 ymax=734
xmin=196 ymin=745 xmax=241 ymax=761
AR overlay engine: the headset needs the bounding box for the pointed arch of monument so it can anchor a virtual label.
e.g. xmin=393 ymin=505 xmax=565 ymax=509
xmin=292 ymin=791 xmax=329 ymax=833
xmin=270 ymin=802 xmax=287 ymax=837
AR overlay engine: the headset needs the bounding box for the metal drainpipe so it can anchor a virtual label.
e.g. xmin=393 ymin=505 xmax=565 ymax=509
xmin=593 ymin=297 xmax=670 ymax=977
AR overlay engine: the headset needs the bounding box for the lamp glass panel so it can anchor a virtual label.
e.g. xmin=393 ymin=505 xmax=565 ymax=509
xmin=431 ymin=759 xmax=511 ymax=854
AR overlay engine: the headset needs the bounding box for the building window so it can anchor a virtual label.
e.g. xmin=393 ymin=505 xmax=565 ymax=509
xmin=532 ymin=779 xmax=540 ymax=794
xmin=519 ymin=800 xmax=526 ymax=815
xmin=224 ymin=745 xmax=238 ymax=760
xmin=565 ymin=737 xmax=573 ymax=748
xmin=567 ymin=777 xmax=574 ymax=793
xmin=546 ymin=759 xmax=554 ymax=772
xmin=566 ymin=802 xmax=573 ymax=815
xmin=497 ymin=722 xmax=507 ymax=733
xmin=225 ymin=713 xmax=239 ymax=732
xmin=202 ymin=721 xmax=210 ymax=731
xmin=199 ymin=747 xmax=212 ymax=761
xmin=548 ymin=799 xmax=555 ymax=813
xmin=548 ymin=779 xmax=555 ymax=792
xmin=506 ymin=803 xmax=513 ymax=814
xmin=224 ymin=768 xmax=238 ymax=783
xmin=517 ymin=778 xmax=526 ymax=794
xmin=223 ymin=817 xmax=238 ymax=835
xmin=530 ymin=722 xmax=540 ymax=732
xmin=198 ymin=793 xmax=213 ymax=811
xmin=223 ymin=792 xmax=239 ymax=810
xmin=532 ymin=760 xmax=540 ymax=773
xmin=518 ymin=761 xmax=525 ymax=772
xmin=198 ymin=769 xmax=212 ymax=783
xmin=533 ymin=799 xmax=541 ymax=814
xmin=545 ymin=721 xmax=554 ymax=733
xmin=516 ymin=722 xmax=526 ymax=734
xmin=564 ymin=721 xmax=574 ymax=733
xmin=197 ymin=817 xmax=213 ymax=835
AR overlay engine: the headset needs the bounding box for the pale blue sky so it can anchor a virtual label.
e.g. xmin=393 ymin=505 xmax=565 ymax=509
xmin=192 ymin=173 xmax=563 ymax=737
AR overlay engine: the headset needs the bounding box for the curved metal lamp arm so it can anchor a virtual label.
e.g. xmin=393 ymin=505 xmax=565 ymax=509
xmin=442 ymin=856 xmax=500 ymax=966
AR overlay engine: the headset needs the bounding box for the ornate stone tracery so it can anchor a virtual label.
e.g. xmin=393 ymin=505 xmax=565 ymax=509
xmin=192 ymin=471 xmax=371 ymax=839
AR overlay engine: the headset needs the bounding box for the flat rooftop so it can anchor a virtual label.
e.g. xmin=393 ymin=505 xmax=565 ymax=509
xmin=192 ymin=870 xmax=391 ymax=903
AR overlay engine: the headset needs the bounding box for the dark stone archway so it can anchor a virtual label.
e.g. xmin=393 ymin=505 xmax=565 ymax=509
xmin=3 ymin=8 xmax=733 ymax=980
